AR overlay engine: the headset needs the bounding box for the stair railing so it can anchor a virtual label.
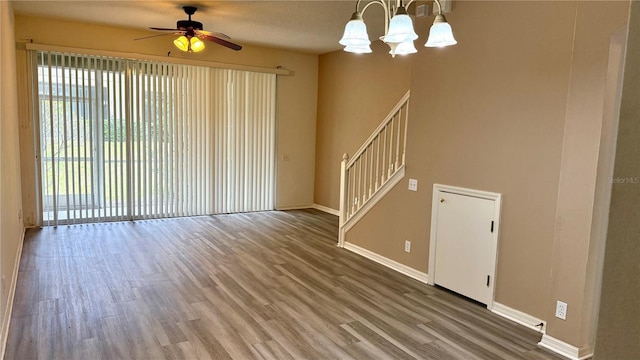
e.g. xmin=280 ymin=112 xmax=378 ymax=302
xmin=338 ymin=90 xmax=410 ymax=246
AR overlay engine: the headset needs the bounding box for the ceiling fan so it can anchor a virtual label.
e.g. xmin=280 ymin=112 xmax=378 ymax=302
xmin=136 ymin=6 xmax=242 ymax=53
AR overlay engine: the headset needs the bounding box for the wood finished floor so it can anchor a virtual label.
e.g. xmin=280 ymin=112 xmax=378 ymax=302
xmin=5 ymin=209 xmax=564 ymax=360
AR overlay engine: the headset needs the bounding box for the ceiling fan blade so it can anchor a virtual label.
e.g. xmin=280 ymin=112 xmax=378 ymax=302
xmin=195 ymin=29 xmax=230 ymax=40
xmin=149 ymin=27 xmax=181 ymax=31
xmin=134 ymin=32 xmax=179 ymax=41
xmin=198 ymin=34 xmax=242 ymax=51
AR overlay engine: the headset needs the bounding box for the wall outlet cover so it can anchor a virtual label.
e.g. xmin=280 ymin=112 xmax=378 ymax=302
xmin=408 ymin=179 xmax=418 ymax=191
xmin=555 ymin=301 xmax=567 ymax=320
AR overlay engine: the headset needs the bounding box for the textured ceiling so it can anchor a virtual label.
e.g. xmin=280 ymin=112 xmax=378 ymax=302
xmin=12 ymin=0 xmax=390 ymax=54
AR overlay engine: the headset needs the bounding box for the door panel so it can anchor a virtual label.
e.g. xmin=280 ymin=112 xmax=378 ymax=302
xmin=433 ymin=192 xmax=495 ymax=305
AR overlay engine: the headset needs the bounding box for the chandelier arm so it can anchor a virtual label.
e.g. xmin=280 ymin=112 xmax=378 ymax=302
xmin=360 ymin=0 xmax=391 ymax=35
xmin=404 ymin=0 xmax=417 ymax=10
xmin=433 ymin=0 xmax=443 ymax=15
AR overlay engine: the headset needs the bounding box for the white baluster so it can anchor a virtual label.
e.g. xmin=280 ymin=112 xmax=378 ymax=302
xmin=381 ymin=126 xmax=387 ymax=183
xmin=375 ymin=135 xmax=380 ymax=190
xmin=362 ymin=149 xmax=368 ymax=202
xmin=387 ymin=116 xmax=395 ymax=178
xmin=369 ymin=143 xmax=374 ymax=196
xmin=395 ymin=110 xmax=402 ymax=170
xmin=402 ymin=101 xmax=409 ymax=165
xmin=350 ymin=166 xmax=357 ymax=215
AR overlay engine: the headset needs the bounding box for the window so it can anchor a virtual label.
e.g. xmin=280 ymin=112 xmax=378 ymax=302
xmin=34 ymin=51 xmax=276 ymax=226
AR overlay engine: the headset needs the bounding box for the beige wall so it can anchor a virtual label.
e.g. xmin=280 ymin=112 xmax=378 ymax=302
xmin=14 ymin=15 xmax=319 ymax=224
xmin=595 ymin=1 xmax=640 ymax=358
xmin=0 ymin=1 xmax=25 ymax=350
xmin=315 ymin=0 xmax=630 ymax=350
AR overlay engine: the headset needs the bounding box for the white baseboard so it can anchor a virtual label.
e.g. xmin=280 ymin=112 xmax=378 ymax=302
xmin=0 ymin=227 xmax=26 ymax=359
xmin=312 ymin=204 xmax=339 ymax=216
xmin=491 ymin=303 xmax=595 ymax=359
xmin=343 ymin=242 xmax=429 ymax=284
xmin=275 ymin=205 xmax=313 ymax=211
xmin=538 ymin=334 xmax=593 ymax=360
xmin=491 ymin=302 xmax=546 ymax=333
xmin=275 ymin=204 xmax=339 ymax=216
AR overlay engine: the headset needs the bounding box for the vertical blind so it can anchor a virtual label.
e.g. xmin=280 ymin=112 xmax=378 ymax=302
xmin=34 ymin=51 xmax=276 ymax=226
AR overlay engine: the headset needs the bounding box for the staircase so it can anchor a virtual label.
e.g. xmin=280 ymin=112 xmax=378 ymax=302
xmin=338 ymin=90 xmax=410 ymax=247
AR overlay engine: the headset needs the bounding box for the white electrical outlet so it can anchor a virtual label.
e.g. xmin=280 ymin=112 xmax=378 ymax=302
xmin=555 ymin=301 xmax=567 ymax=320
xmin=408 ymin=179 xmax=418 ymax=191
xmin=404 ymin=240 xmax=411 ymax=253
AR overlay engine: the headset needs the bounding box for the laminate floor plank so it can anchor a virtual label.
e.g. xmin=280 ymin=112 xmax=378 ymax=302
xmin=5 ymin=209 xmax=564 ymax=360
xmin=273 ymin=272 xmax=356 ymax=331
xmin=424 ymin=290 xmax=544 ymax=358
xmin=260 ymin=319 xmax=326 ymax=360
xmin=335 ymin=289 xmax=436 ymax=353
xmin=269 ymin=298 xmax=354 ymax=349
xmin=342 ymin=321 xmax=416 ymax=360
xmin=251 ymin=339 xmax=295 ymax=360
xmin=419 ymin=339 xmax=477 ymax=360
xmin=427 ymin=291 xmax=541 ymax=347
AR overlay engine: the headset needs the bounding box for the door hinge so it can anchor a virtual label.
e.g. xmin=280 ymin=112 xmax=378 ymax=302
xmin=486 ymin=275 xmax=490 ymax=287
xmin=490 ymin=220 xmax=494 ymax=233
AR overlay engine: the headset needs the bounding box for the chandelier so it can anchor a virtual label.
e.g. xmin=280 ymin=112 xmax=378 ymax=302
xmin=339 ymin=0 xmax=457 ymax=57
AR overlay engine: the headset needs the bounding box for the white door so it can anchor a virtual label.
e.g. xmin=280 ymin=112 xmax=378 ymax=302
xmin=430 ymin=187 xmax=499 ymax=306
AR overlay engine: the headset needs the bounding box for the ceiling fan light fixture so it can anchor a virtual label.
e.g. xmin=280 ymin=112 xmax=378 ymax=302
xmin=190 ymin=37 xmax=205 ymax=52
xmin=174 ymin=35 xmax=190 ymax=52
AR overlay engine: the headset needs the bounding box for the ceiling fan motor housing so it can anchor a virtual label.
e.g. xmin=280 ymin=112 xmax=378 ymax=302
xmin=177 ymin=20 xmax=203 ymax=31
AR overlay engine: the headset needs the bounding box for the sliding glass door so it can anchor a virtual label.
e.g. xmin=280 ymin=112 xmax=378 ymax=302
xmin=34 ymin=51 xmax=276 ymax=226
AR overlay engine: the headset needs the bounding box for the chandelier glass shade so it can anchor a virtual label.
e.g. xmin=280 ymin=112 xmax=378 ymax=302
xmin=345 ymin=44 xmax=373 ymax=53
xmin=339 ymin=13 xmax=373 ymax=53
xmin=383 ymin=6 xmax=418 ymax=44
xmin=425 ymin=14 xmax=457 ymax=47
xmin=389 ymin=40 xmax=417 ymax=56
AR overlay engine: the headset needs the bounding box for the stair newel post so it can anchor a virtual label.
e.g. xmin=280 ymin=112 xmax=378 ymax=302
xmin=338 ymin=153 xmax=349 ymax=247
